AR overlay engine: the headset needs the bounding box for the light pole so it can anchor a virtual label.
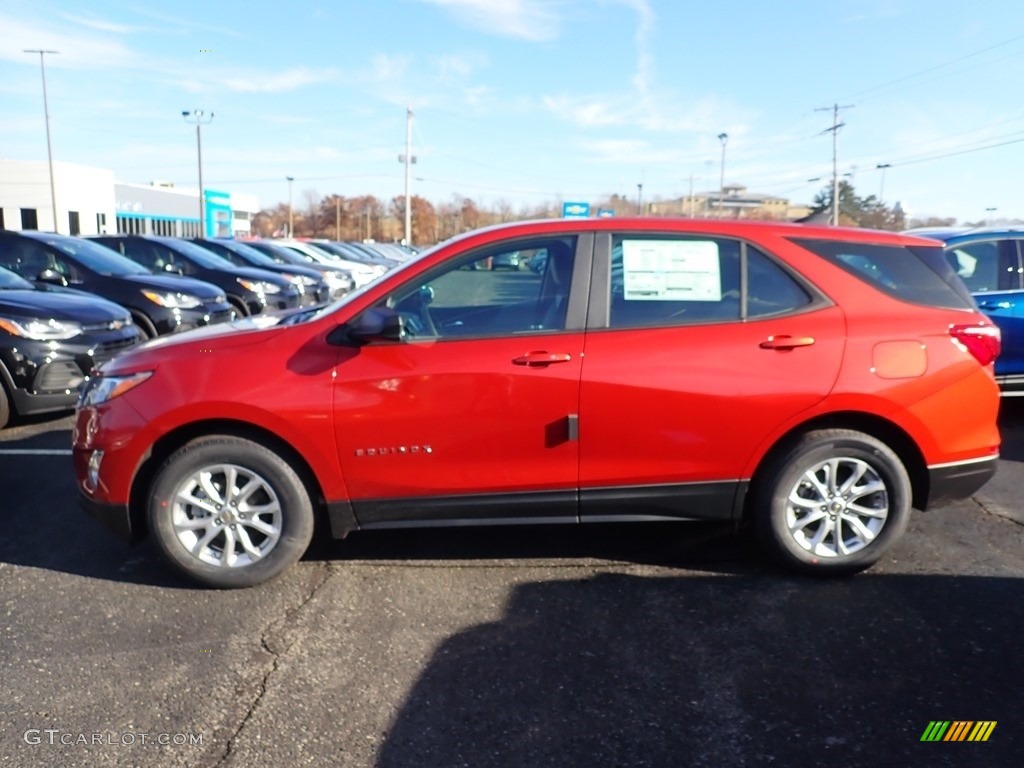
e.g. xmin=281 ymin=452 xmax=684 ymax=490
xmin=286 ymin=176 xmax=294 ymax=237
xmin=985 ymin=207 xmax=998 ymax=224
xmin=182 ymin=110 xmax=213 ymax=236
xmin=24 ymin=49 xmax=59 ymax=233
xmin=717 ymin=132 xmax=728 ymax=218
xmin=876 ymin=163 xmax=891 ymax=203
xmin=636 ymin=182 xmax=643 ymax=215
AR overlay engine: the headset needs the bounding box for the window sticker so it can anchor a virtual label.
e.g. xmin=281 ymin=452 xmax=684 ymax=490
xmin=622 ymin=240 xmax=722 ymax=301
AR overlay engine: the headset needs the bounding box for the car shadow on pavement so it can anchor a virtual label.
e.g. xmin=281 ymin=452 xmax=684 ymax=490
xmin=307 ymin=521 xmax=764 ymax=574
xmin=374 ymin=571 xmax=1022 ymax=768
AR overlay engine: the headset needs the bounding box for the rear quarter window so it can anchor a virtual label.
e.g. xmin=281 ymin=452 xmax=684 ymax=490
xmin=789 ymin=238 xmax=974 ymax=310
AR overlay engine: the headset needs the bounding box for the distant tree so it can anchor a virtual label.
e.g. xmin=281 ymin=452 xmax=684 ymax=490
xmin=908 ymin=216 xmax=958 ymax=229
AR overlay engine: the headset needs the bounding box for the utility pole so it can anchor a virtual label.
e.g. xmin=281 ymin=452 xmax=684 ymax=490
xmin=286 ymin=176 xmax=294 ymax=237
xmin=636 ymin=182 xmax=643 ymax=215
xmin=717 ymin=132 xmax=728 ymax=218
xmin=815 ymin=103 xmax=854 ymax=226
xmin=876 ymin=163 xmax=891 ymax=203
xmin=24 ymin=49 xmax=59 ymax=233
xmin=398 ymin=107 xmax=417 ymax=245
xmin=688 ymin=173 xmax=694 ymax=217
xmin=182 ymin=110 xmax=213 ymax=236
xmin=335 ymin=196 xmax=341 ymax=240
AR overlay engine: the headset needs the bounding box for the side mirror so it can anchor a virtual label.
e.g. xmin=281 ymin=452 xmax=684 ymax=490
xmin=36 ymin=269 xmax=69 ymax=287
xmin=164 ymin=263 xmax=184 ymax=275
xmin=419 ymin=285 xmax=434 ymax=304
xmin=331 ymin=307 xmax=404 ymax=345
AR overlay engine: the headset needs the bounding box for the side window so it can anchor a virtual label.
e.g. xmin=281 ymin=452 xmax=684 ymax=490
xmin=609 ymin=236 xmax=741 ymax=328
xmin=383 ymin=237 xmax=577 ymax=339
xmin=945 ymin=241 xmax=1000 ymax=293
xmin=746 ymin=246 xmax=812 ymax=317
xmin=120 ymin=239 xmax=161 ymax=271
xmin=2 ymin=239 xmax=55 ymax=278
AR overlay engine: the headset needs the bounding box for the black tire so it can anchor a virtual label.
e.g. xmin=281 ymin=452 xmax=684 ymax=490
xmin=129 ymin=312 xmax=156 ymax=341
xmin=147 ymin=436 xmax=315 ymax=588
xmin=752 ymin=429 xmax=912 ymax=576
xmin=0 ymin=379 xmax=11 ymax=430
xmin=228 ymin=296 xmax=250 ymax=317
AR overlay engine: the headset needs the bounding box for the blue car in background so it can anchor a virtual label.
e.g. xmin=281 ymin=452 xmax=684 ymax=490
xmin=908 ymin=227 xmax=1024 ymax=394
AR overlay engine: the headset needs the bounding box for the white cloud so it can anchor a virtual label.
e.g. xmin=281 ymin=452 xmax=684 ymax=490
xmin=0 ymin=13 xmax=139 ymax=68
xmin=415 ymin=0 xmax=561 ymax=41
xmin=222 ymin=67 xmax=341 ymax=93
xmin=59 ymin=14 xmax=136 ymax=35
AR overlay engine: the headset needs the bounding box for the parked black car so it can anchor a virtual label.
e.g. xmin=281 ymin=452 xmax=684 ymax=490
xmin=0 ymin=265 xmax=140 ymax=429
xmin=242 ymin=240 xmax=359 ymax=297
xmin=0 ymin=230 xmax=232 ymax=340
xmin=90 ymin=235 xmax=302 ymax=317
xmin=190 ymin=238 xmax=333 ymax=305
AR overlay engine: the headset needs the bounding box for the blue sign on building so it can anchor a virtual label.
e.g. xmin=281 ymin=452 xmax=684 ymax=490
xmin=562 ymin=201 xmax=590 ymax=218
xmin=597 ymin=208 xmax=615 ymax=218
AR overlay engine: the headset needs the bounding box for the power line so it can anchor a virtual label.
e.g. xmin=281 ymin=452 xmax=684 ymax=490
xmin=815 ymin=103 xmax=854 ymax=225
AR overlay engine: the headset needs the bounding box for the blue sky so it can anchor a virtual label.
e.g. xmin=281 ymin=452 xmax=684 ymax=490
xmin=2 ymin=0 xmax=1023 ymax=222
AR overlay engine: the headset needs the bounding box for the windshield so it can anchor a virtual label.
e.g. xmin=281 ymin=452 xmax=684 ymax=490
xmin=0 ymin=266 xmax=35 ymax=290
xmin=41 ymin=236 xmax=153 ymax=276
xmin=151 ymin=237 xmax=236 ymax=269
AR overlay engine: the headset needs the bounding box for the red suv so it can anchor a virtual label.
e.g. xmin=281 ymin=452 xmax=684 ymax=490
xmin=73 ymin=219 xmax=1001 ymax=587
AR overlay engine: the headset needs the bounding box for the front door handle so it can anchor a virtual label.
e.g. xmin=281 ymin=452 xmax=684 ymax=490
xmin=512 ymin=351 xmax=572 ymax=366
xmin=760 ymin=335 xmax=815 ymax=350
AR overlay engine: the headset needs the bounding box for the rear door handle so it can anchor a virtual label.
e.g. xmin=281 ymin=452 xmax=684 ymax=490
xmin=760 ymin=335 xmax=815 ymax=350
xmin=512 ymin=351 xmax=572 ymax=366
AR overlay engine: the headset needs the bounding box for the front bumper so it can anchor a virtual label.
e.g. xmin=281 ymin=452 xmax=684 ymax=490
xmin=927 ymin=456 xmax=998 ymax=508
xmin=0 ymin=328 xmax=140 ymax=416
xmin=79 ymin=492 xmax=137 ymax=542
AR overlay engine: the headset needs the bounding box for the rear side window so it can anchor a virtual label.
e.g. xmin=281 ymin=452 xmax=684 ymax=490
xmin=790 ymin=238 xmax=974 ymax=310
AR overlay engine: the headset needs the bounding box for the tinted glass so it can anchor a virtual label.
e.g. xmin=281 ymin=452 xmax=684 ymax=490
xmin=791 ymin=238 xmax=974 ymax=309
xmin=609 ymin=236 xmax=741 ymax=328
xmin=0 ymin=266 xmax=34 ymax=290
xmin=945 ymin=241 xmax=1000 ymax=293
xmin=746 ymin=246 xmax=812 ymax=317
xmin=384 ymin=237 xmax=577 ymax=339
xmin=36 ymin=235 xmax=152 ymax=275
xmin=150 ymin=237 xmax=235 ymax=269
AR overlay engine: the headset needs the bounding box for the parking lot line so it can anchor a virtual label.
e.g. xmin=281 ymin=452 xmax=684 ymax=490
xmin=0 ymin=449 xmax=73 ymax=456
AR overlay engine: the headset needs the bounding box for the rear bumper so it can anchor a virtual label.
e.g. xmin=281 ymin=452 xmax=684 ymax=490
xmin=927 ymin=456 xmax=998 ymax=508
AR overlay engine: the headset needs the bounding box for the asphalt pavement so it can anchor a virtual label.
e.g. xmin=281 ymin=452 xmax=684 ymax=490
xmin=0 ymin=403 xmax=1022 ymax=767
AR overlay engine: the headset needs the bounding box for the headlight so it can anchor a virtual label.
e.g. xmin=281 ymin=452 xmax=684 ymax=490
xmin=298 ymin=275 xmax=318 ymax=287
xmin=237 ymin=278 xmax=282 ymax=295
xmin=78 ymin=371 xmax=153 ymax=407
xmin=141 ymin=290 xmax=202 ymax=309
xmin=0 ymin=315 xmax=83 ymax=340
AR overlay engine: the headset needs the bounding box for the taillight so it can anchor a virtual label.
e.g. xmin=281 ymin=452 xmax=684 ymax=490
xmin=950 ymin=323 xmax=1001 ymax=366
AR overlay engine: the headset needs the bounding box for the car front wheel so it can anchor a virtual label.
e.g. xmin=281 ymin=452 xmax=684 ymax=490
xmin=753 ymin=429 xmax=912 ymax=575
xmin=147 ymin=436 xmax=315 ymax=588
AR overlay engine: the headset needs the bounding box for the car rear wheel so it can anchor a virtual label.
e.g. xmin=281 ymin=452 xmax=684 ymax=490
xmin=147 ymin=436 xmax=315 ymax=588
xmin=753 ymin=429 xmax=911 ymax=575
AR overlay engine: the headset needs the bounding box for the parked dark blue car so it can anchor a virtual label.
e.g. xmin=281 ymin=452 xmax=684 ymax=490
xmin=908 ymin=227 xmax=1024 ymax=394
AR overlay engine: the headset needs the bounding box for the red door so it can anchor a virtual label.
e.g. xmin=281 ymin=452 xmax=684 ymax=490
xmin=577 ymin=233 xmax=846 ymax=520
xmin=332 ymin=234 xmax=586 ymax=525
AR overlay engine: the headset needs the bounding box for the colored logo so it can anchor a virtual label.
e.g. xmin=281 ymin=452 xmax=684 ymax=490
xmin=562 ymin=202 xmax=590 ymax=218
xmin=920 ymin=721 xmax=996 ymax=742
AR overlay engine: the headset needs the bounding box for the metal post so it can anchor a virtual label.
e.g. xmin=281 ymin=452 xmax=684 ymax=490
xmin=717 ymin=133 xmax=728 ymax=218
xmin=636 ymin=183 xmax=643 ymax=215
xmin=336 ymin=196 xmax=341 ymax=241
xmin=876 ymin=163 xmax=891 ymax=203
xmin=24 ymin=50 xmax=59 ymax=232
xmin=404 ymin=107 xmax=413 ymax=244
xmin=286 ymin=176 xmax=294 ymax=237
xmin=182 ymin=110 xmax=213 ymax=236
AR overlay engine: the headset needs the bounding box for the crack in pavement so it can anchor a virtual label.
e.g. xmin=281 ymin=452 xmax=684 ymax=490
xmin=214 ymin=562 xmax=334 ymax=766
xmin=972 ymin=495 xmax=1024 ymax=527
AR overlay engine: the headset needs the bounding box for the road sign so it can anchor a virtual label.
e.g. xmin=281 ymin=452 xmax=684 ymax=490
xmin=562 ymin=202 xmax=590 ymax=218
